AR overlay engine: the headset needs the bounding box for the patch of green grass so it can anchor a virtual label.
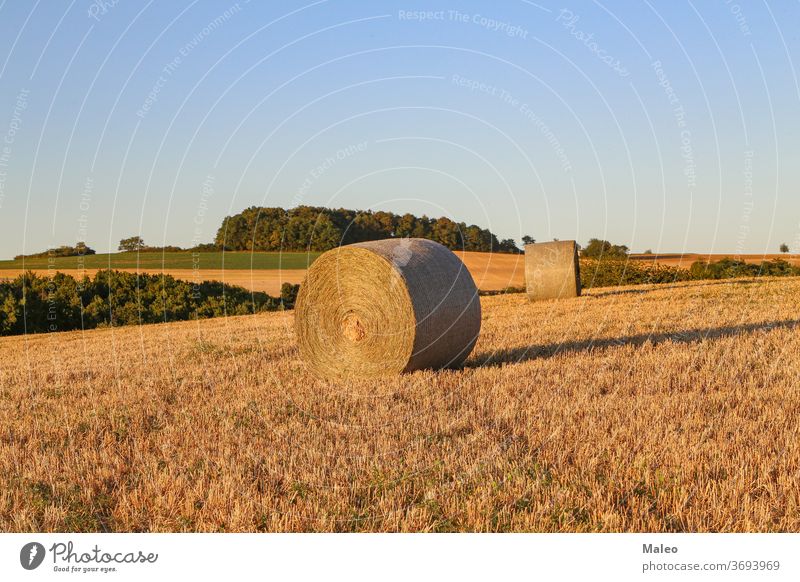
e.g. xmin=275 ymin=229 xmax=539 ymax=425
xmin=27 ymin=481 xmax=115 ymax=532
xmin=0 ymin=251 xmax=320 ymax=271
xmin=549 ymin=503 xmax=591 ymax=528
xmin=28 ymin=481 xmax=54 ymax=516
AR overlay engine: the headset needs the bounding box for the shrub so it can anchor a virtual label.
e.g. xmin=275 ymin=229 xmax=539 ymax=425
xmin=191 ymin=243 xmax=220 ymax=252
xmin=688 ymin=258 xmax=800 ymax=280
xmin=0 ymin=270 xmax=286 ymax=336
xmin=581 ymin=239 xmax=629 ymax=259
xmin=580 ymin=259 xmax=689 ymax=289
xmin=14 ymin=242 xmax=96 ymax=260
xmin=580 ymin=257 xmax=800 ymax=290
xmin=280 ymin=283 xmax=300 ymax=309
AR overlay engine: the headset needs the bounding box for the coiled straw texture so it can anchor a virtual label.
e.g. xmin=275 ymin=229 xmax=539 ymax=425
xmin=294 ymin=238 xmax=482 ymax=380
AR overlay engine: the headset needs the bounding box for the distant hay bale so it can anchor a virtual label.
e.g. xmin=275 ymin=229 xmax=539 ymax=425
xmin=294 ymin=238 xmax=482 ymax=380
xmin=524 ymin=240 xmax=581 ymax=301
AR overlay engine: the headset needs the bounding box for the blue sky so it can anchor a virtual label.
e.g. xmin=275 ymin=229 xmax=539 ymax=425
xmin=0 ymin=0 xmax=798 ymax=256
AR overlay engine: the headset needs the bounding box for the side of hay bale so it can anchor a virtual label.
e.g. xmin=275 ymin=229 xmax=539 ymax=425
xmin=294 ymin=238 xmax=481 ymax=380
xmin=524 ymin=240 xmax=581 ymax=301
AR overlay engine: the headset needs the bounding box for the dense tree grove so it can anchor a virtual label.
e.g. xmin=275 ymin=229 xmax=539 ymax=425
xmin=214 ymin=206 xmax=522 ymax=253
xmin=0 ymin=271 xmax=298 ymax=336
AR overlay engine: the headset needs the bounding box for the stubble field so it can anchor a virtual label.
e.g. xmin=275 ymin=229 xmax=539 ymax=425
xmin=1 ymin=277 xmax=798 ymax=532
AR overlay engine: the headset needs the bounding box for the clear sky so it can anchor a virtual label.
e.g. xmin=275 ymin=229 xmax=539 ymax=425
xmin=0 ymin=0 xmax=798 ymax=256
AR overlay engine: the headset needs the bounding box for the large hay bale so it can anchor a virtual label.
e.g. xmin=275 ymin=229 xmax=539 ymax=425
xmin=524 ymin=240 xmax=581 ymax=301
xmin=294 ymin=238 xmax=481 ymax=380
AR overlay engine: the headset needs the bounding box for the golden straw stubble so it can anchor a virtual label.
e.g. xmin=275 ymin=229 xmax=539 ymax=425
xmin=294 ymin=238 xmax=482 ymax=380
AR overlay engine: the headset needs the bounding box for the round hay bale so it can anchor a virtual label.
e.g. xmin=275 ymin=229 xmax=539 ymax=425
xmin=294 ymin=238 xmax=481 ymax=380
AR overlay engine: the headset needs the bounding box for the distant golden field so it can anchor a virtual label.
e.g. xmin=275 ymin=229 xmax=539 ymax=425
xmin=0 ymin=250 xmax=525 ymax=295
xmin=1 ymin=277 xmax=798 ymax=532
xmin=3 ymin=252 xmax=796 ymax=296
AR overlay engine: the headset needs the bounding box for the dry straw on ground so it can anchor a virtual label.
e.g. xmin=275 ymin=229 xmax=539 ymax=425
xmin=294 ymin=238 xmax=481 ymax=380
xmin=1 ymin=277 xmax=799 ymax=532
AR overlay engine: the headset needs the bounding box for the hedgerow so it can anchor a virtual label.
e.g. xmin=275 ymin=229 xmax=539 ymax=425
xmin=0 ymin=270 xmax=298 ymax=336
xmin=580 ymin=257 xmax=800 ymax=289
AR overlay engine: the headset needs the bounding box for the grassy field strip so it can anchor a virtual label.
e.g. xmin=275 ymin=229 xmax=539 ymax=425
xmin=0 ymin=251 xmax=320 ymax=271
xmin=0 ymin=251 xmax=527 ymax=294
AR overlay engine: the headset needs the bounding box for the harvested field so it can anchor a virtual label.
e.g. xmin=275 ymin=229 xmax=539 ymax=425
xmin=1 ymin=277 xmax=799 ymax=532
xmin=455 ymin=250 xmax=525 ymax=291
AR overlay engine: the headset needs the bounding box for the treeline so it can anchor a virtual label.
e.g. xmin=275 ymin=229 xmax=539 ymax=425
xmin=0 ymin=271 xmax=299 ymax=336
xmin=215 ymin=206 xmax=522 ymax=253
xmin=15 ymin=242 xmax=96 ymax=260
xmin=580 ymin=257 xmax=800 ymax=289
xmin=117 ymin=236 xmax=217 ymax=253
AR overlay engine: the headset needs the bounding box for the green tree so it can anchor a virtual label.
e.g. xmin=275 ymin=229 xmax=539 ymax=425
xmin=118 ymin=236 xmax=145 ymax=252
xmin=582 ymin=238 xmax=629 ymax=259
xmin=780 ymin=243 xmax=790 ymax=253
xmin=395 ymin=213 xmax=417 ymax=238
xmin=74 ymin=241 xmax=96 ymax=255
xmin=498 ymin=239 xmax=522 ymax=253
xmin=521 ymin=235 xmax=536 ymax=246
